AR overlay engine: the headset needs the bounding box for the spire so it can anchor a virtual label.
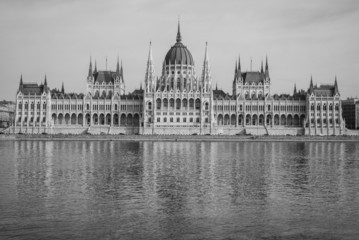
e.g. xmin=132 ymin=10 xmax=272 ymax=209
xmin=265 ymin=56 xmax=269 ymax=78
xmin=88 ymin=57 xmax=92 ymax=77
xmin=237 ymin=55 xmax=241 ymax=79
xmin=261 ymin=60 xmax=264 ymax=73
xmin=120 ymin=60 xmax=124 ymax=82
xmin=216 ymin=82 xmax=218 ymax=91
xmin=116 ymin=56 xmax=120 ymax=75
xmin=44 ymin=74 xmax=47 ymax=86
xmin=93 ymin=60 xmax=97 ymax=74
xmin=204 ymin=42 xmax=209 ymax=61
xmin=293 ymin=83 xmax=297 ymax=95
xmin=61 ymin=82 xmax=65 ymax=94
xmin=234 ymin=60 xmax=238 ymax=80
xmin=201 ymin=42 xmax=211 ymax=92
xmin=140 ymin=82 xmax=143 ymax=91
xmin=148 ymin=41 xmax=153 ymax=62
xmin=334 ymin=75 xmax=339 ymax=95
xmin=309 ymin=75 xmax=313 ymax=93
xmin=237 ymin=55 xmax=241 ymax=72
xmin=176 ymin=18 xmax=182 ymax=43
xmin=145 ymin=41 xmax=155 ymax=92
xmin=19 ymin=74 xmax=23 ymax=91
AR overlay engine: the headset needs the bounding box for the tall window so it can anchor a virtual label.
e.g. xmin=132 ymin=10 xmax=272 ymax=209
xmin=169 ymin=99 xmax=175 ymax=109
xmin=156 ymin=99 xmax=161 ymax=110
xmin=189 ymin=99 xmax=194 ymax=109
xmin=176 ymin=99 xmax=181 ymax=110
xmin=195 ymin=99 xmax=200 ymax=110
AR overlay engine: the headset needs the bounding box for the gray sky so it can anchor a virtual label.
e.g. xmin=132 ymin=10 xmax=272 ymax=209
xmin=1 ymin=0 xmax=359 ymax=100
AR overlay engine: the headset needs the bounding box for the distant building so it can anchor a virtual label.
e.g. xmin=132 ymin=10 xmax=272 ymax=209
xmin=342 ymin=98 xmax=359 ymax=129
xmin=0 ymin=100 xmax=15 ymax=128
xmin=11 ymin=23 xmax=345 ymax=135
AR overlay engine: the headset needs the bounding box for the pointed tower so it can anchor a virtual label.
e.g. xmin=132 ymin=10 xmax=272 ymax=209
xmin=233 ymin=60 xmax=238 ymax=81
xmin=176 ymin=19 xmax=182 ymax=43
xmin=88 ymin=57 xmax=93 ymax=78
xmin=42 ymin=75 xmax=48 ymax=93
xmin=237 ymin=55 xmax=242 ymax=79
xmin=233 ymin=55 xmax=242 ymax=97
xmin=145 ymin=42 xmax=155 ymax=92
xmin=293 ymin=83 xmax=297 ymax=95
xmin=265 ymin=56 xmax=269 ymax=79
xmin=334 ymin=76 xmax=339 ymax=95
xmin=232 ymin=60 xmax=238 ymax=96
xmin=119 ymin=60 xmax=125 ymax=95
xmin=19 ymin=74 xmax=23 ymax=92
xmin=61 ymin=82 xmax=65 ymax=94
xmin=309 ymin=75 xmax=314 ymax=94
xmin=93 ymin=60 xmax=97 ymax=74
xmin=116 ymin=56 xmax=120 ymax=77
xmin=201 ymin=42 xmax=211 ymax=92
xmin=120 ymin=60 xmax=124 ymax=83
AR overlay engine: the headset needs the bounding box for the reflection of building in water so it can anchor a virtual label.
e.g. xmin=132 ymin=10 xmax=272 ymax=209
xmin=10 ymin=22 xmax=345 ymax=135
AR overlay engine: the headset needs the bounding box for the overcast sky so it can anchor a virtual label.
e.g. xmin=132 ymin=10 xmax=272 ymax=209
xmin=1 ymin=0 xmax=358 ymax=100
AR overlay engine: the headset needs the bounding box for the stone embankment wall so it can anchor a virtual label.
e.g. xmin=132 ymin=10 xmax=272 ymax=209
xmin=4 ymin=125 xmax=358 ymax=136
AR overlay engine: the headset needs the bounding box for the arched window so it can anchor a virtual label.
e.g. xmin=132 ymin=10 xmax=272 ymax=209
xmin=176 ymin=99 xmax=181 ymax=109
xmin=258 ymin=92 xmax=263 ymax=99
xmin=183 ymin=99 xmax=188 ymax=108
xmin=189 ymin=99 xmax=194 ymax=109
xmin=267 ymin=105 xmax=271 ymax=111
xmin=169 ymin=99 xmax=175 ymax=109
xmin=317 ymin=104 xmax=321 ymax=111
xmin=163 ymin=99 xmax=168 ymax=108
xmin=335 ymin=104 xmax=339 ymax=111
xmin=205 ymin=102 xmax=209 ymax=110
xmin=323 ymin=104 xmax=327 ymax=111
xmin=156 ymin=98 xmax=161 ymax=110
xmin=311 ymin=104 xmax=314 ymax=111
xmin=147 ymin=102 xmax=152 ymax=110
xmin=195 ymin=99 xmax=200 ymax=110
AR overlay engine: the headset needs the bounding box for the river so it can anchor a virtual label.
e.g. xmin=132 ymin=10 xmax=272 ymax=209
xmin=0 ymin=141 xmax=359 ymax=239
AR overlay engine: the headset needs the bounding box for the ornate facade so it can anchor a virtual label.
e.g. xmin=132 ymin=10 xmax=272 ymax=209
xmin=11 ymin=23 xmax=345 ymax=135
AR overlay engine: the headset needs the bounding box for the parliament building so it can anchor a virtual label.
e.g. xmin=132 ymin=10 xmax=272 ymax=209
xmin=13 ymin=23 xmax=345 ymax=135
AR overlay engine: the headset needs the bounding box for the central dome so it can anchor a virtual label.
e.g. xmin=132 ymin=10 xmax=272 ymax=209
xmin=164 ymin=23 xmax=194 ymax=66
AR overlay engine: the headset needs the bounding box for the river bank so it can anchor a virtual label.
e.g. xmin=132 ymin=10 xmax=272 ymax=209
xmin=1 ymin=133 xmax=359 ymax=142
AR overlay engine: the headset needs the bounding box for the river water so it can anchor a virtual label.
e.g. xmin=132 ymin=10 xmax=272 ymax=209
xmin=0 ymin=140 xmax=359 ymax=239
